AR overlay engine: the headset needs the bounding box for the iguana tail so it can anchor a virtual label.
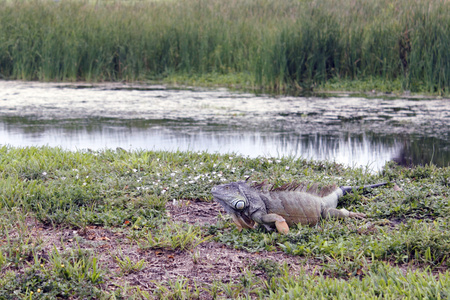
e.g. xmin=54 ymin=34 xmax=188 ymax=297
xmin=339 ymin=182 xmax=387 ymax=196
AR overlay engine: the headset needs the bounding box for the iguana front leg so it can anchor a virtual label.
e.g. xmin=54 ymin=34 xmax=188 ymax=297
xmin=322 ymin=208 xmax=366 ymax=219
xmin=253 ymin=212 xmax=290 ymax=234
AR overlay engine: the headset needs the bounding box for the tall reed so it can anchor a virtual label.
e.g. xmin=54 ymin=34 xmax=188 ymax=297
xmin=0 ymin=0 xmax=448 ymax=93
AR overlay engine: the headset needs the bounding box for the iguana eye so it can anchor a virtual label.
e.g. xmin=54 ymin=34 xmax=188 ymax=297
xmin=235 ymin=200 xmax=245 ymax=210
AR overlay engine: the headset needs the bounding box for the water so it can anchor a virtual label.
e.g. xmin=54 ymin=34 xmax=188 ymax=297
xmin=0 ymin=81 xmax=449 ymax=171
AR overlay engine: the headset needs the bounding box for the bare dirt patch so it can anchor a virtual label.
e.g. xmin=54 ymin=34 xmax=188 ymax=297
xmin=165 ymin=199 xmax=225 ymax=226
xmin=7 ymin=201 xmax=311 ymax=297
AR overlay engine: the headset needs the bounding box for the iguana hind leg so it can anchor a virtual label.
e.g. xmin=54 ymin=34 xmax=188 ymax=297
xmin=322 ymin=208 xmax=366 ymax=220
xmin=348 ymin=211 xmax=366 ymax=219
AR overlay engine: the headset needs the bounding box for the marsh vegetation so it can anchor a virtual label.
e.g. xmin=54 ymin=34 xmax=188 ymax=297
xmin=0 ymin=0 xmax=449 ymax=94
xmin=0 ymin=147 xmax=449 ymax=298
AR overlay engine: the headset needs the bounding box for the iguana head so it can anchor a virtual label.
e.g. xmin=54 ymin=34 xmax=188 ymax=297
xmin=211 ymin=181 xmax=255 ymax=230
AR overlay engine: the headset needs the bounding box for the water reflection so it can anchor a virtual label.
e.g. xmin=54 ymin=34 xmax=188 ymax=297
xmin=0 ymin=80 xmax=449 ymax=171
xmin=1 ymin=116 xmax=447 ymax=171
xmin=392 ymin=135 xmax=450 ymax=168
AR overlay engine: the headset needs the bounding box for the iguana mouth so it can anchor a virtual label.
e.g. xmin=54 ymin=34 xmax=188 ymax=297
xmin=239 ymin=212 xmax=255 ymax=228
xmin=231 ymin=212 xmax=255 ymax=230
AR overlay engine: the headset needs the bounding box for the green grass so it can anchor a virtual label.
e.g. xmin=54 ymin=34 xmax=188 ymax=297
xmin=0 ymin=0 xmax=449 ymax=94
xmin=263 ymin=262 xmax=450 ymax=299
xmin=136 ymin=221 xmax=210 ymax=251
xmin=0 ymin=146 xmax=449 ymax=298
xmin=113 ymin=253 xmax=146 ymax=275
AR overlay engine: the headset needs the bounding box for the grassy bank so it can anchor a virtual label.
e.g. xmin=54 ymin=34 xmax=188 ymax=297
xmin=0 ymin=146 xmax=449 ymax=298
xmin=0 ymin=0 xmax=449 ymax=94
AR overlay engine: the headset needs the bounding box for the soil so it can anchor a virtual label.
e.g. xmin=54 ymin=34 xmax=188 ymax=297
xmin=13 ymin=200 xmax=311 ymax=298
xmin=5 ymin=197 xmax=443 ymax=298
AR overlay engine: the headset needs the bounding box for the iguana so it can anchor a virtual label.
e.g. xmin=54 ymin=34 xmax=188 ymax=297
xmin=211 ymin=181 xmax=387 ymax=234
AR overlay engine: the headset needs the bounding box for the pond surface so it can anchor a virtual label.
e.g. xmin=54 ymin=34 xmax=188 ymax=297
xmin=1 ymin=81 xmax=449 ymax=171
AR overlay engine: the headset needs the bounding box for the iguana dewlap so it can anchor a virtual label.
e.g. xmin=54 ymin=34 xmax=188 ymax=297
xmin=211 ymin=181 xmax=386 ymax=234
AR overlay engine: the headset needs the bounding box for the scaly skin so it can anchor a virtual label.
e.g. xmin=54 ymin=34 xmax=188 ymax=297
xmin=211 ymin=181 xmax=387 ymax=234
